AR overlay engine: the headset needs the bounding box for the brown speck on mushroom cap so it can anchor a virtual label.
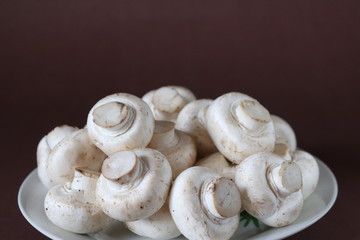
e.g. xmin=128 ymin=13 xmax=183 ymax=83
xmin=87 ymin=93 xmax=155 ymax=155
xmin=44 ymin=168 xmax=113 ymax=233
xmin=170 ymin=166 xmax=241 ymax=240
xmin=96 ymin=148 xmax=172 ymax=222
xmin=235 ymin=152 xmax=304 ymax=227
xmin=205 ymin=92 xmax=276 ymax=164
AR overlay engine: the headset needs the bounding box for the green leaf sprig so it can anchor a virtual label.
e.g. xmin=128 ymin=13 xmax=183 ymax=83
xmin=240 ymin=211 xmax=260 ymax=228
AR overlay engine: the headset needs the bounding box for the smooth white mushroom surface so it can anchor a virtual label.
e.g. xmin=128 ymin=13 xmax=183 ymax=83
xmin=175 ymin=99 xmax=218 ymax=158
xmin=205 ymin=92 xmax=276 ymax=164
xmin=235 ymin=152 xmax=304 ymax=227
xmin=272 ymin=114 xmax=297 ymax=160
xmin=96 ymin=148 xmax=172 ymax=222
xmin=142 ymin=86 xmax=196 ymax=122
xmin=45 ymin=128 xmax=106 ymax=188
xmin=148 ymin=121 xmax=197 ymax=178
xmin=87 ymin=93 xmax=155 ymax=155
xmin=196 ymin=152 xmax=236 ymax=181
xmin=37 ymin=125 xmax=78 ymax=188
xmin=292 ymin=149 xmax=320 ymax=199
xmin=170 ymin=166 xmax=241 ymax=240
xmin=36 ymin=88 xmax=322 ymax=239
xmin=125 ymin=198 xmax=181 ymax=240
xmin=44 ymin=168 xmax=114 ymax=234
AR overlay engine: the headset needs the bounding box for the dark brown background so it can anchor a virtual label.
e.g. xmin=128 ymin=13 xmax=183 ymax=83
xmin=1 ymin=0 xmax=359 ymax=239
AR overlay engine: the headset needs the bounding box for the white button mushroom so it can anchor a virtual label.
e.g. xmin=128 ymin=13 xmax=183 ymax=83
xmin=96 ymin=148 xmax=172 ymax=222
xmin=125 ymin=198 xmax=181 ymax=240
xmin=205 ymin=92 xmax=276 ymax=164
xmin=37 ymin=125 xmax=78 ymax=188
xmin=271 ymin=115 xmax=297 ymax=160
xmin=44 ymin=168 xmax=114 ymax=233
xmin=170 ymin=166 xmax=242 ymax=240
xmin=196 ymin=152 xmax=236 ymax=181
xmin=148 ymin=121 xmax=197 ymax=178
xmin=32 ymin=88 xmax=326 ymax=238
xmin=87 ymin=93 xmax=155 ymax=155
xmin=175 ymin=99 xmax=218 ymax=158
xmin=45 ymin=128 xmax=107 ymax=188
xmin=142 ymin=86 xmax=196 ymax=122
xmin=292 ymin=150 xmax=320 ymax=199
xmin=235 ymin=152 xmax=304 ymax=227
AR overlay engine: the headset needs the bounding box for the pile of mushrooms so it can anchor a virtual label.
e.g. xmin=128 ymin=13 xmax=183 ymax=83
xmin=37 ymin=86 xmax=320 ymax=239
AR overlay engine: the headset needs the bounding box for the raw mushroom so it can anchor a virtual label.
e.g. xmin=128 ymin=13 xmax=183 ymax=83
xmin=196 ymin=152 xmax=236 ymax=181
xmin=87 ymin=93 xmax=155 ymax=155
xmin=44 ymin=168 xmax=114 ymax=233
xmin=148 ymin=121 xmax=196 ymax=178
xmin=37 ymin=125 xmax=78 ymax=188
xmin=235 ymin=152 xmax=304 ymax=227
xmin=272 ymin=115 xmax=297 ymax=160
xmin=142 ymin=86 xmax=196 ymax=122
xmin=45 ymin=128 xmax=106 ymax=188
xmin=170 ymin=166 xmax=241 ymax=240
xmin=292 ymin=150 xmax=320 ymax=199
xmin=125 ymin=198 xmax=181 ymax=240
xmin=96 ymin=148 xmax=172 ymax=221
xmin=175 ymin=99 xmax=217 ymax=158
xmin=205 ymin=92 xmax=276 ymax=164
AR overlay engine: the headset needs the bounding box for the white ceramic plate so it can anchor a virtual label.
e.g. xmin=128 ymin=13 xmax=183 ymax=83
xmin=18 ymin=158 xmax=337 ymax=240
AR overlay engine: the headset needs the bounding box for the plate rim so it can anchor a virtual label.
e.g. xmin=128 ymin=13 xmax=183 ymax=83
xmin=18 ymin=169 xmax=94 ymax=240
xmin=247 ymin=158 xmax=338 ymax=239
xmin=18 ymin=158 xmax=338 ymax=240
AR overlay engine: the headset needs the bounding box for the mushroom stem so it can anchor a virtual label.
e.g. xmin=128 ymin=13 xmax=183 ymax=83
xmin=101 ymin=151 xmax=145 ymax=185
xmin=202 ymin=177 xmax=241 ymax=219
xmin=267 ymin=161 xmax=302 ymax=197
xmin=232 ymin=99 xmax=271 ymax=134
xmin=70 ymin=167 xmax=100 ymax=203
xmin=92 ymin=101 xmax=135 ymax=134
xmin=148 ymin=121 xmax=179 ymax=150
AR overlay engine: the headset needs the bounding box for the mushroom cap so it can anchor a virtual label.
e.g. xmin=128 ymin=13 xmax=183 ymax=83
xmin=37 ymin=125 xmax=78 ymax=188
xmin=176 ymin=99 xmax=217 ymax=158
xmin=196 ymin=152 xmax=236 ymax=181
xmin=96 ymin=148 xmax=172 ymax=222
xmin=169 ymin=166 xmax=241 ymax=240
xmin=87 ymin=93 xmax=155 ymax=155
xmin=148 ymin=121 xmax=197 ymax=178
xmin=272 ymin=115 xmax=297 ymax=159
xmin=44 ymin=169 xmax=114 ymax=234
xmin=205 ymin=92 xmax=276 ymax=164
xmin=45 ymin=128 xmax=106 ymax=188
xmin=292 ymin=149 xmax=320 ymax=199
xmin=261 ymin=189 xmax=304 ymax=227
xmin=235 ymin=152 xmax=304 ymax=227
xmin=142 ymin=86 xmax=196 ymax=122
xmin=125 ymin=199 xmax=181 ymax=240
